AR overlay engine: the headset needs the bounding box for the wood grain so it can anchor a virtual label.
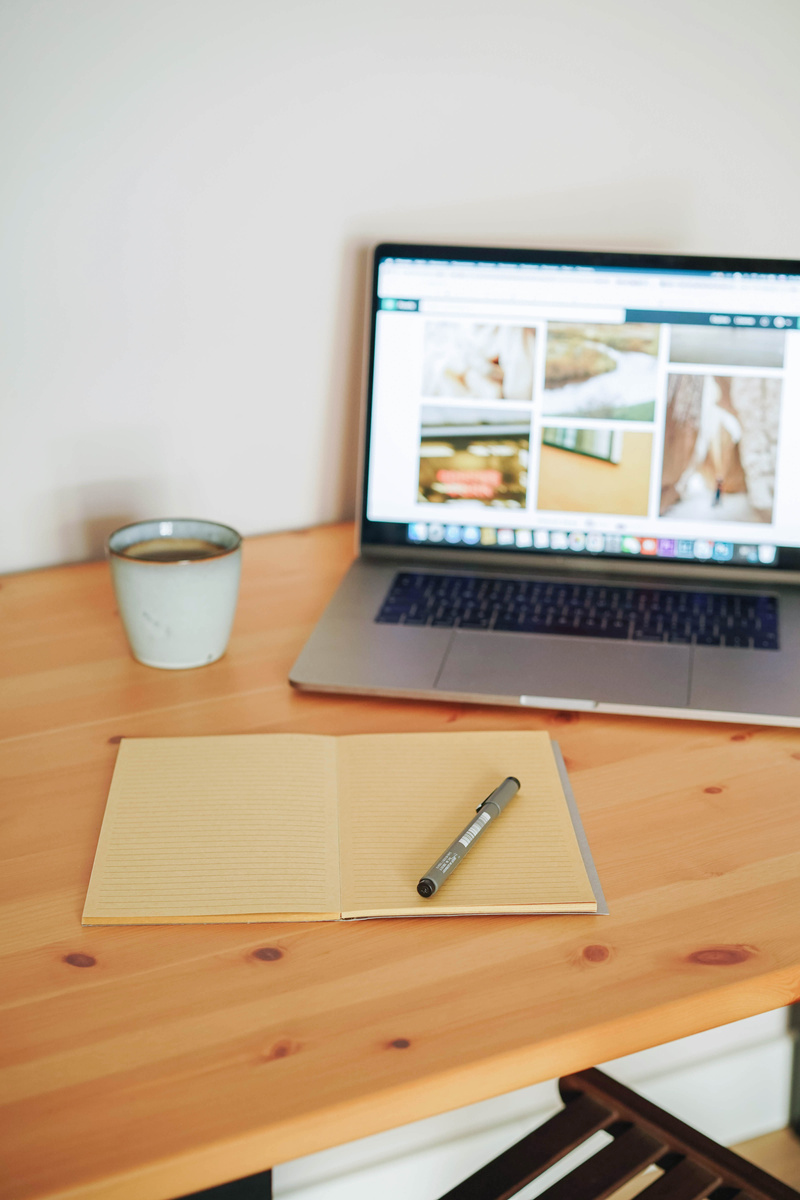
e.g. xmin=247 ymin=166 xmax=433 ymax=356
xmin=2 ymin=523 xmax=800 ymax=1200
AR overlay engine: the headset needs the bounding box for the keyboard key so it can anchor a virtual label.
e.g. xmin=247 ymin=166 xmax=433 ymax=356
xmin=607 ymin=619 xmax=630 ymax=636
xmin=593 ymin=623 xmax=630 ymax=639
xmin=521 ymin=618 xmax=553 ymax=634
xmin=494 ymin=615 xmax=524 ymax=632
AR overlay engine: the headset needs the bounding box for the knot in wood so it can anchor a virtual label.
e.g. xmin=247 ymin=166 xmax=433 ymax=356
xmin=582 ymin=944 xmax=610 ymax=963
xmin=688 ymin=945 xmax=754 ymax=966
xmin=63 ymin=953 xmax=96 ymax=968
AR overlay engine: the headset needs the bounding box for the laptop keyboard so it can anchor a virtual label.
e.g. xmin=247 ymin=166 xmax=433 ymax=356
xmin=375 ymin=572 xmax=779 ymax=649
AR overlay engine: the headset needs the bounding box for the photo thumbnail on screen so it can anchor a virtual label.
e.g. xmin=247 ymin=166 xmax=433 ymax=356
xmin=418 ymin=405 xmax=530 ymax=508
xmin=669 ymin=325 xmax=785 ymax=369
xmin=422 ymin=322 xmax=536 ymax=401
xmin=538 ymin=425 xmax=653 ymax=516
xmin=660 ymin=374 xmax=782 ymax=524
xmin=543 ymin=322 xmax=659 ymax=421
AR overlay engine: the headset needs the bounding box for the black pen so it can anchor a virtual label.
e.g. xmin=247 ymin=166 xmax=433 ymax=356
xmin=417 ymin=776 xmax=520 ymax=897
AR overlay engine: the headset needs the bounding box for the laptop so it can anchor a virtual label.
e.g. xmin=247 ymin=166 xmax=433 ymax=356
xmin=290 ymin=243 xmax=800 ymax=726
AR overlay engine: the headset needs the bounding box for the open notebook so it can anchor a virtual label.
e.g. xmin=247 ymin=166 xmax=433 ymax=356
xmin=82 ymin=730 xmax=606 ymax=924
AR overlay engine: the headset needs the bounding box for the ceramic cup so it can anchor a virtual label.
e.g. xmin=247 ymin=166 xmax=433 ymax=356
xmin=107 ymin=518 xmax=242 ymax=669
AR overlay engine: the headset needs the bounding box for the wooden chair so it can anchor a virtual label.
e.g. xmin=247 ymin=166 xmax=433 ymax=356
xmin=178 ymin=1066 xmax=799 ymax=1200
xmin=436 ymin=1068 xmax=800 ymax=1200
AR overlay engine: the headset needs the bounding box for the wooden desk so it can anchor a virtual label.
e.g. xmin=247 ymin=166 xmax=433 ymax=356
xmin=2 ymin=523 xmax=800 ymax=1200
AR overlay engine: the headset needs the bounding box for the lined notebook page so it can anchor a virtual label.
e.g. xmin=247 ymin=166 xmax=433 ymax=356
xmin=82 ymin=735 xmax=340 ymax=923
xmin=336 ymin=731 xmax=596 ymax=916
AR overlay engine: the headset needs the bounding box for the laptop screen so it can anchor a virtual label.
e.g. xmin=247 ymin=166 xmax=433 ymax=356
xmin=361 ymin=244 xmax=800 ymax=571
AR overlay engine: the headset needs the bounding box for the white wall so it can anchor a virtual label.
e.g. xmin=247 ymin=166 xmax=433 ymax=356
xmin=2 ymin=0 xmax=800 ymax=573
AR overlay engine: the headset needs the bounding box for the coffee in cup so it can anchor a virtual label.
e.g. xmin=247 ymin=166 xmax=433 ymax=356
xmin=119 ymin=537 xmax=226 ymax=563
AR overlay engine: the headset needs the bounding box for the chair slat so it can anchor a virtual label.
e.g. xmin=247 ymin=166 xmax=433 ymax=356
xmin=436 ymin=1093 xmax=615 ymax=1200
xmin=537 ymin=1125 xmax=667 ymax=1200
xmin=636 ymin=1158 xmax=722 ymax=1200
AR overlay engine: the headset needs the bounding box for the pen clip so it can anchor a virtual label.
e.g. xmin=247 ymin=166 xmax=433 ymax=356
xmin=476 ymin=776 xmax=520 ymax=813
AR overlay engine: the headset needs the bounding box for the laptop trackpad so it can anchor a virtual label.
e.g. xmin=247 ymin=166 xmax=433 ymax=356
xmin=691 ymin=647 xmax=800 ymax=719
xmin=436 ymin=631 xmax=691 ymax=707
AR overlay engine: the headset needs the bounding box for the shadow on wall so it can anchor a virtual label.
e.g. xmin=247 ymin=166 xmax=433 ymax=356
xmin=348 ymin=173 xmax=691 ymax=256
xmin=319 ymin=240 xmax=373 ymax=521
xmin=53 ymin=478 xmax=163 ymax=562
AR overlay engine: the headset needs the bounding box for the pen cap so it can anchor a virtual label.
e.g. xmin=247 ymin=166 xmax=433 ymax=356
xmin=479 ymin=776 xmax=520 ymax=814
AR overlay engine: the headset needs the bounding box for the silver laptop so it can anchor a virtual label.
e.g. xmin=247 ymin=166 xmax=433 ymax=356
xmin=290 ymin=243 xmax=800 ymax=727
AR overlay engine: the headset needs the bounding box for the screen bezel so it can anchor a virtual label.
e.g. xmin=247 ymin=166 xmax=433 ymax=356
xmin=359 ymin=241 xmax=800 ymax=576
